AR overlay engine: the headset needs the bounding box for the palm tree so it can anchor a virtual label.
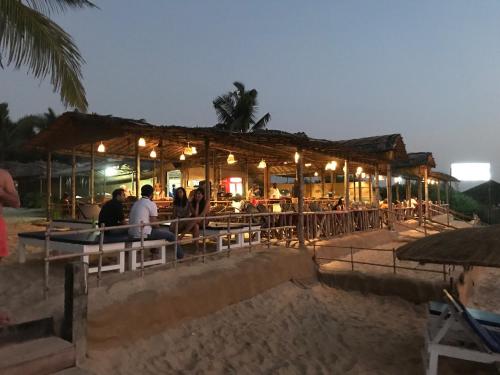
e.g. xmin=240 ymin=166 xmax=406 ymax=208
xmin=213 ymin=81 xmax=271 ymax=132
xmin=0 ymin=0 xmax=96 ymax=111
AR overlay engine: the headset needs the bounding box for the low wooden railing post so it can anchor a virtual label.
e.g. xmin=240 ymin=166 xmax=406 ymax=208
xmin=140 ymin=221 xmax=145 ymax=275
xmin=97 ymin=223 xmax=104 ymax=286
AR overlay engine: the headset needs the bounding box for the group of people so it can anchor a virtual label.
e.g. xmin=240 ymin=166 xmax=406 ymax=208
xmin=98 ymin=184 xmax=210 ymax=257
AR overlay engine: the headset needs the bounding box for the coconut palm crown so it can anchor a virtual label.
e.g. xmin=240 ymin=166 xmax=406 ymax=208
xmin=213 ymin=81 xmax=271 ymax=132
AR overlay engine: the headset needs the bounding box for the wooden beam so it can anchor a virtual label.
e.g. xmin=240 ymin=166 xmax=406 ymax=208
xmin=71 ymin=149 xmax=76 ymax=219
xmin=344 ymin=160 xmax=350 ymax=210
xmin=204 ymin=138 xmax=210 ymax=199
xmin=135 ymin=139 xmax=141 ymax=198
xmin=297 ymin=148 xmax=305 ymax=246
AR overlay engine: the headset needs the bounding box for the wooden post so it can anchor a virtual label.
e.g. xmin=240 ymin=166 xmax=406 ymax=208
xmin=71 ymin=149 xmax=76 ymax=219
xmin=90 ymin=144 xmax=95 ymax=204
xmin=62 ymin=262 xmax=88 ymax=365
xmin=418 ymin=176 xmax=423 ymax=226
xmin=395 ymin=180 xmax=400 ymax=202
xmin=297 ymin=148 xmax=305 ymax=246
xmin=330 ymin=171 xmax=335 ymax=197
xmin=204 ymin=138 xmax=210 ymax=199
xmin=424 ymin=168 xmax=429 ymax=218
xmin=405 ymin=179 xmax=411 ymax=202
xmin=358 ymin=176 xmax=362 ymax=202
xmin=368 ymin=174 xmax=372 ymax=203
xmin=264 ymin=165 xmax=270 ymax=199
xmin=374 ymin=167 xmax=380 ymax=205
xmin=135 ymin=139 xmax=141 ymax=198
xmin=343 ymin=160 xmax=350 ymax=210
xmin=58 ymin=176 xmax=62 ymax=200
xmin=386 ymin=164 xmax=393 ymax=229
xmin=436 ymin=180 xmax=441 ymax=204
xmin=46 ymin=151 xmax=52 ymax=220
xmin=214 ymin=152 xmax=219 ymax=200
xmin=321 ymin=171 xmax=325 ymax=198
xmin=159 ymin=142 xmax=165 ymax=194
xmin=445 ymin=180 xmax=450 ymax=205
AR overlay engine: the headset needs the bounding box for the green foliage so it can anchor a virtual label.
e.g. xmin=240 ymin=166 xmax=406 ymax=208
xmin=0 ymin=0 xmax=96 ymax=111
xmin=213 ymin=81 xmax=271 ymax=132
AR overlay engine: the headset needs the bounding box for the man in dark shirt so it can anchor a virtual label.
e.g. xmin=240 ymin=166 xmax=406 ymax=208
xmin=98 ymin=188 xmax=126 ymax=229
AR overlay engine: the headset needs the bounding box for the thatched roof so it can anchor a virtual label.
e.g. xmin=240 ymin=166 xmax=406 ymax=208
xmin=392 ymin=152 xmax=436 ymax=169
xmin=25 ymin=112 xmax=408 ymax=172
xmin=396 ymin=225 xmax=500 ymax=267
xmin=430 ymin=171 xmax=459 ymax=183
xmin=328 ymin=134 xmax=407 ymax=160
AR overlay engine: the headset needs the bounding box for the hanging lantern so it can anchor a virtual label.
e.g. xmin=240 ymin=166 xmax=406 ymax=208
xmin=184 ymin=142 xmax=193 ymax=156
xmin=305 ymin=163 xmax=312 ymax=167
xmin=294 ymin=152 xmax=300 ymax=163
xmin=258 ymin=159 xmax=267 ymax=169
xmin=314 ymin=171 xmax=319 ymax=177
xmin=191 ymin=146 xmax=197 ymax=155
xmin=361 ymin=172 xmax=366 ymax=179
xmin=356 ymin=166 xmax=363 ymax=176
xmin=138 ymin=137 xmax=146 ymax=147
xmin=227 ymin=152 xmax=237 ymax=165
xmin=180 ymin=153 xmax=186 ymax=161
xmin=150 ymin=149 xmax=157 ymax=158
xmin=97 ymin=142 xmax=106 ymax=153
xmin=325 ymin=161 xmax=337 ymax=171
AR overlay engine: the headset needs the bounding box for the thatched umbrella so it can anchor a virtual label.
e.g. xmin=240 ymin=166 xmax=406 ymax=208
xmin=396 ymin=224 xmax=500 ymax=267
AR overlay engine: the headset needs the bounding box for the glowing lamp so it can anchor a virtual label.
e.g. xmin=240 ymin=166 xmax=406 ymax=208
xmin=150 ymin=149 xmax=157 ymax=158
xmin=227 ymin=152 xmax=237 ymax=165
xmin=97 ymin=142 xmax=106 ymax=153
xmin=314 ymin=171 xmax=319 ymax=177
xmin=305 ymin=163 xmax=312 ymax=167
xmin=191 ymin=146 xmax=197 ymax=155
xmin=258 ymin=159 xmax=267 ymax=169
xmin=294 ymin=152 xmax=300 ymax=164
xmin=138 ymin=137 xmax=146 ymax=147
xmin=180 ymin=153 xmax=186 ymax=161
xmin=356 ymin=166 xmax=363 ymax=176
xmin=325 ymin=161 xmax=337 ymax=171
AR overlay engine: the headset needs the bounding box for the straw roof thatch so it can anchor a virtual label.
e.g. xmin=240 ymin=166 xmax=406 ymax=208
xmin=396 ymin=225 xmax=500 ymax=267
xmin=25 ymin=112 xmax=408 ymax=172
xmin=328 ymin=134 xmax=407 ymax=160
xmin=430 ymin=171 xmax=459 ymax=183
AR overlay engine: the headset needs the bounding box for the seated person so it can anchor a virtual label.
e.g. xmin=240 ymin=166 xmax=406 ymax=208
xmin=129 ymin=185 xmax=183 ymax=258
xmin=171 ymin=187 xmax=191 ymax=234
xmin=98 ymin=188 xmax=127 ymax=234
xmin=179 ymin=188 xmax=210 ymax=250
xmin=269 ymin=183 xmax=281 ymax=199
xmin=379 ymin=199 xmax=389 ymax=209
xmin=153 ymin=183 xmax=166 ymax=201
xmin=332 ymin=197 xmax=344 ymax=211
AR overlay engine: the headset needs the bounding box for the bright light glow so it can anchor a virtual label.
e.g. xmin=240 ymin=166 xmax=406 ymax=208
xmin=227 ymin=152 xmax=237 ymax=165
xmin=184 ymin=142 xmax=196 ymax=156
xmin=97 ymin=142 xmax=106 ymax=153
xmin=378 ymin=175 xmax=385 ymax=181
xmin=229 ymin=177 xmax=242 ymax=183
xmin=451 ymin=163 xmax=491 ymax=181
xmin=294 ymin=152 xmax=300 ymax=164
xmin=180 ymin=153 xmax=186 ymax=161
xmin=258 ymin=159 xmax=267 ymax=169
xmin=314 ymin=171 xmax=319 ymax=177
xmin=305 ymin=163 xmax=312 ymax=167
xmin=325 ymin=161 xmax=337 ymax=171
xmin=150 ymin=149 xmax=157 ymax=158
xmin=394 ymin=176 xmax=403 ymax=184
xmin=138 ymin=137 xmax=146 ymax=147
xmin=105 ymin=166 xmax=119 ymax=177
xmin=191 ymin=146 xmax=197 ymax=155
xmin=356 ymin=166 xmax=363 ymax=176
xmin=361 ymin=172 xmax=366 ymax=179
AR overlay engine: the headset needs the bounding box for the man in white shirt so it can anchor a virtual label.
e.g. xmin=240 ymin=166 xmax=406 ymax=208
xmin=129 ymin=185 xmax=184 ymax=258
xmin=269 ymin=183 xmax=281 ymax=199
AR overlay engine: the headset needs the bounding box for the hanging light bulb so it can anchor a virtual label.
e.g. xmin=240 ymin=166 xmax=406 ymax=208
xmin=305 ymin=163 xmax=312 ymax=167
xmin=258 ymin=159 xmax=267 ymax=169
xmin=325 ymin=161 xmax=337 ymax=171
xmin=356 ymin=166 xmax=363 ymax=176
xmin=150 ymin=149 xmax=157 ymax=158
xmin=361 ymin=172 xmax=366 ymax=179
xmin=294 ymin=152 xmax=300 ymax=164
xmin=191 ymin=146 xmax=197 ymax=155
xmin=97 ymin=142 xmax=106 ymax=153
xmin=138 ymin=137 xmax=146 ymax=147
xmin=314 ymin=171 xmax=319 ymax=177
xmin=227 ymin=152 xmax=237 ymax=165
xmin=180 ymin=153 xmax=186 ymax=161
xmin=184 ymin=142 xmax=193 ymax=155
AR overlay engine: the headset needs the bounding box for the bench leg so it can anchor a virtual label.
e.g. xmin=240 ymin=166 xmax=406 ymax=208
xmin=218 ymin=236 xmax=223 ymax=252
xmin=427 ymin=350 xmax=438 ymax=375
xmin=129 ymin=250 xmax=137 ymax=271
xmin=160 ymin=246 xmax=166 ymax=264
xmin=17 ymin=241 xmax=26 ymax=263
xmin=119 ymin=251 xmax=125 ymax=273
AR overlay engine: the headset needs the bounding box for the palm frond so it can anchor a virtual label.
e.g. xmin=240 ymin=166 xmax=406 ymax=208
xmin=25 ymin=0 xmax=97 ymax=15
xmin=0 ymin=0 xmax=88 ymax=111
xmin=213 ymin=94 xmax=235 ymax=125
xmin=233 ymin=81 xmax=245 ymax=95
xmin=251 ymin=113 xmax=271 ymax=131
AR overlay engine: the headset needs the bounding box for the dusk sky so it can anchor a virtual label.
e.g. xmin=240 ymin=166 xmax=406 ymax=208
xmin=2 ymin=1 xmax=500 ymax=179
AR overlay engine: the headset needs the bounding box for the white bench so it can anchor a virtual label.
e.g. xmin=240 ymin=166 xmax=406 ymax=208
xmin=204 ymin=224 xmax=261 ymax=252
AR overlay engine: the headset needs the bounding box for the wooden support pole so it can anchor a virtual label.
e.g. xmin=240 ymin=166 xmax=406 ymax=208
xmin=386 ymin=164 xmax=393 ymax=229
xmin=445 ymin=181 xmax=450 ymax=205
xmin=344 ymin=160 xmax=350 ymax=210
xmin=418 ymin=176 xmax=423 ymax=226
xmin=374 ymin=167 xmax=380 ymax=205
xmin=436 ymin=180 xmax=441 ymax=204
xmin=330 ymin=171 xmax=335 ymax=197
xmin=62 ymin=262 xmax=88 ymax=365
xmin=46 ymin=151 xmax=52 ymax=220
xmin=135 ymin=140 xmax=141 ymax=198
xmin=264 ymin=165 xmax=270 ymax=199
xmin=358 ymin=176 xmax=362 ymax=202
xmin=297 ymin=148 xmax=305 ymax=246
xmin=424 ymin=168 xmax=429 ymax=218
xmin=159 ymin=142 xmax=165 ymax=193
xmin=395 ymin=181 xmax=400 ymax=202
xmin=90 ymin=144 xmax=95 ymax=204
xmin=71 ymin=149 xmax=76 ymax=219
xmin=59 ymin=176 xmax=62 ymax=200
xmin=368 ymin=174 xmax=372 ymax=203
xmin=321 ymin=171 xmax=325 ymax=198
xmin=215 ymin=152 xmax=219 ymax=200
xmin=405 ymin=179 xmax=411 ymax=202
xmin=204 ymin=138 xmax=210 ymax=199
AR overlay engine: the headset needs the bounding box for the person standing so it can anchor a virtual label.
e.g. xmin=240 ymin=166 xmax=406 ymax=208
xmin=128 ymin=185 xmax=183 ymax=258
xmin=0 ymin=169 xmax=20 ymax=260
xmin=270 ymin=183 xmax=281 ymax=199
